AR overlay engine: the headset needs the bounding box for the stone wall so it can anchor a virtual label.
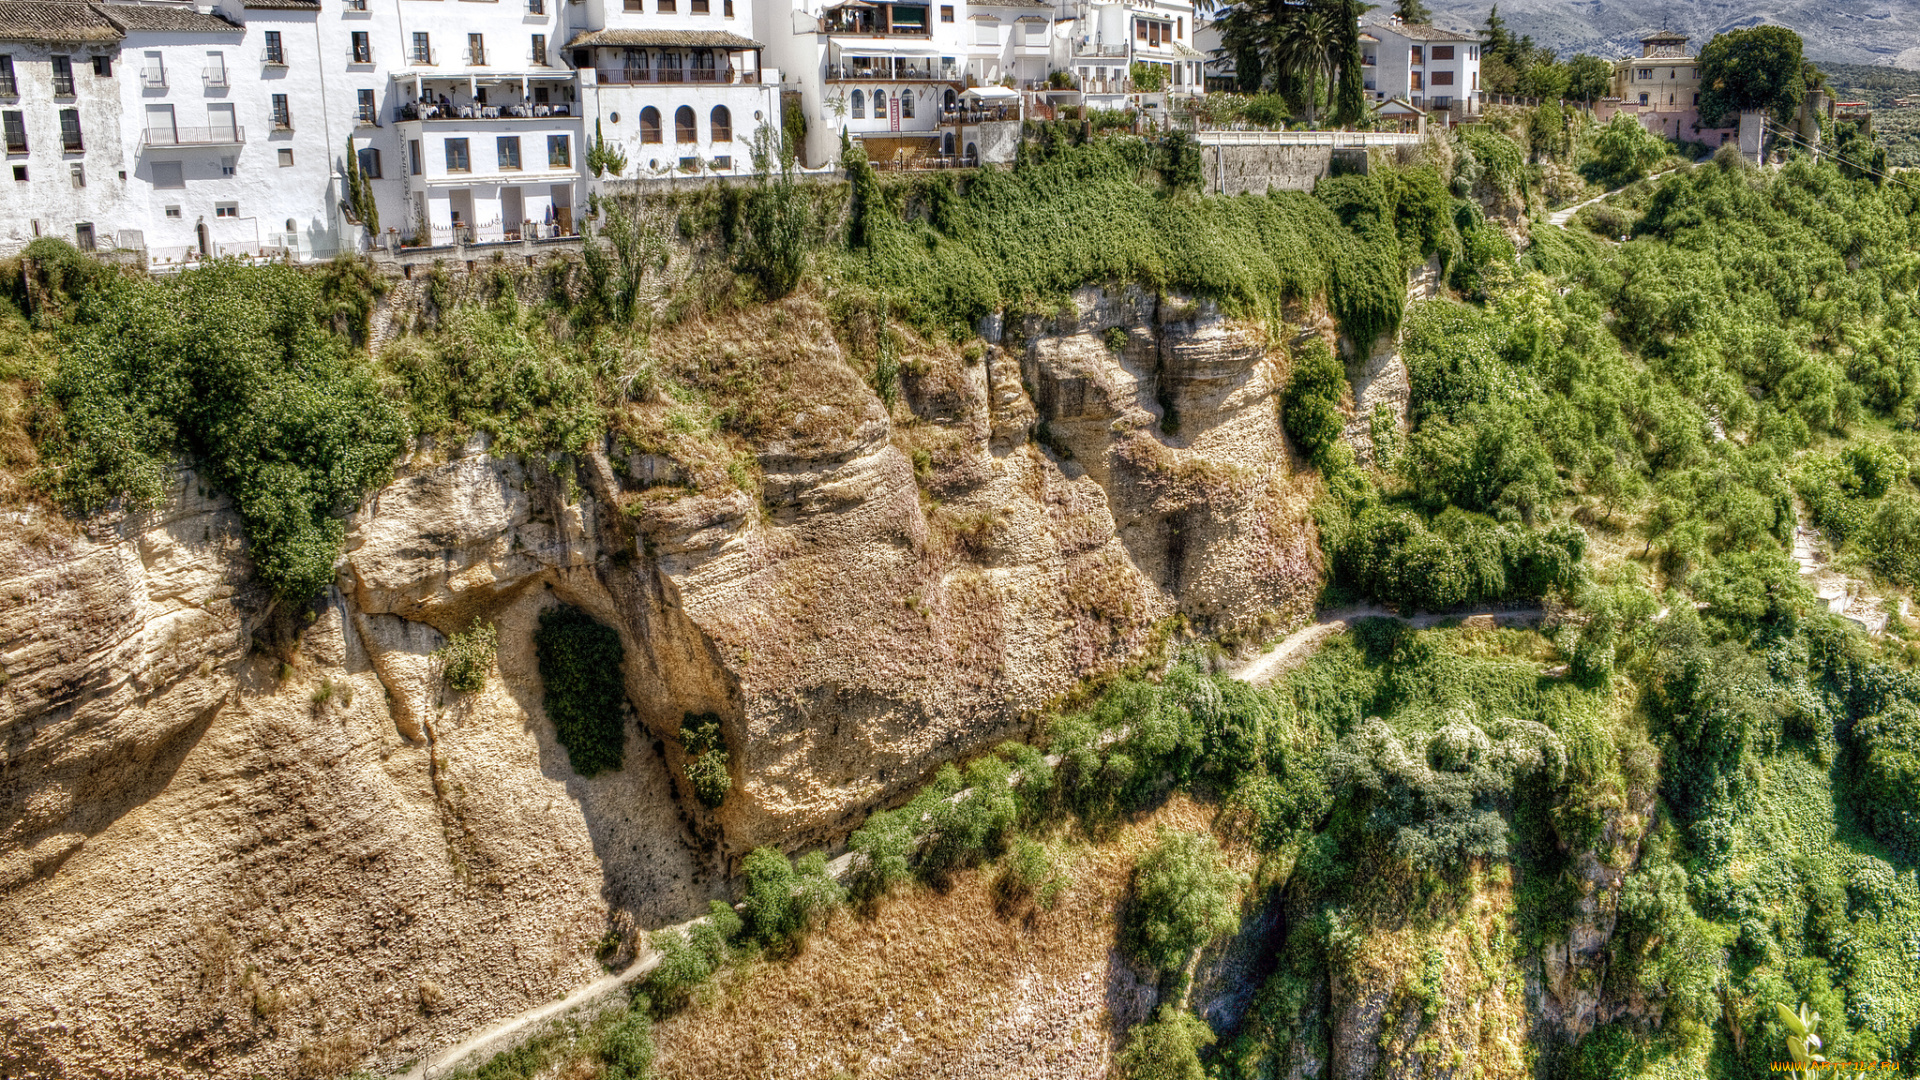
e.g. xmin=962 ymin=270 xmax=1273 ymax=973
xmin=1200 ymin=143 xmax=1334 ymax=195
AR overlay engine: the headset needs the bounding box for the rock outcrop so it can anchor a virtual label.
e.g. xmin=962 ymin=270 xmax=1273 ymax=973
xmin=0 ymin=286 xmax=1320 ymax=1077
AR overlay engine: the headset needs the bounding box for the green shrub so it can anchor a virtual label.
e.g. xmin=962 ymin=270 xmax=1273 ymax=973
xmin=1124 ymin=829 xmax=1246 ymax=977
xmin=439 ymin=619 xmax=498 ymax=693
xmin=846 ymin=806 xmax=915 ymax=902
xmin=741 ymin=847 xmax=843 ymax=950
xmin=992 ymin=836 xmax=1067 ymax=911
xmin=1585 ymin=113 xmax=1669 ymax=187
xmin=1852 ymin=704 xmax=1920 ymax=860
xmin=1283 ymin=338 xmax=1347 ymax=468
xmin=533 ymin=605 xmax=628 ymax=776
xmin=599 ymin=1006 xmax=654 ymax=1080
xmin=678 ymin=713 xmax=732 ymax=808
xmin=1116 ymin=1005 xmax=1215 ymax=1080
xmin=38 ymin=257 xmax=409 ymax=602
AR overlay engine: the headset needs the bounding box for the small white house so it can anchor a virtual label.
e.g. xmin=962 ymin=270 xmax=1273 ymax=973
xmin=1359 ymin=14 xmax=1480 ymax=122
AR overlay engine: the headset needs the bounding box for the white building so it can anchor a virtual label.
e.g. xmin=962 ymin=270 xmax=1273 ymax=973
xmin=0 ymin=2 xmax=134 ymax=254
xmin=1055 ymin=0 xmax=1202 ymax=103
xmin=1358 ymin=14 xmax=1480 ymax=122
xmin=761 ymin=0 xmax=969 ymax=168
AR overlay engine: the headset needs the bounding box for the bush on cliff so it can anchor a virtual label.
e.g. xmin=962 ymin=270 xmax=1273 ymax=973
xmin=30 ymin=249 xmax=409 ymax=602
xmin=533 ymin=605 xmax=629 ymax=776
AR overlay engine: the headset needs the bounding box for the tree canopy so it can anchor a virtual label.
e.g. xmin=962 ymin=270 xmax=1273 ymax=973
xmin=1699 ymin=26 xmax=1808 ymax=126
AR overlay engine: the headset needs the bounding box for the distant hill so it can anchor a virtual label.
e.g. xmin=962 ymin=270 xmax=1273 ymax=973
xmin=1420 ymin=1 xmax=1920 ymax=68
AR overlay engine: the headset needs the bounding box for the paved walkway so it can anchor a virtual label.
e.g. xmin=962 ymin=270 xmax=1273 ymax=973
xmin=1231 ymin=605 xmax=1546 ymax=685
xmin=1545 ymin=168 xmax=1681 ymax=228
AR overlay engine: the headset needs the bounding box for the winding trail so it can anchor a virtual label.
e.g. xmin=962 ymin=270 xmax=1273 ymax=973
xmin=1545 ymin=168 xmax=1682 ymax=229
xmin=1231 ymin=605 xmax=1547 ymax=685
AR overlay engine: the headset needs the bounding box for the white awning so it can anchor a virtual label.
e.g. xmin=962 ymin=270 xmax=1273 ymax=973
xmin=827 ymin=39 xmax=947 ymax=57
xmin=961 ymin=85 xmax=1019 ymax=101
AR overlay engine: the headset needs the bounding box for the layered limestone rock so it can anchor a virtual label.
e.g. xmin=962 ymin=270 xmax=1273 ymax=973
xmin=0 ymin=285 xmax=1323 ymax=1077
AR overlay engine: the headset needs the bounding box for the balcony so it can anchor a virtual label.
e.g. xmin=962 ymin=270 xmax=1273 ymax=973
xmin=345 ymin=0 xmax=367 ymax=8
xmin=140 ymin=69 xmax=167 ymax=89
xmin=527 ymin=0 xmax=544 ymax=11
xmin=350 ymin=49 xmax=373 ymax=65
xmin=144 ymin=125 xmax=246 ymax=147
xmin=592 ymin=67 xmax=751 ymax=85
xmin=203 ymin=67 xmax=228 ymax=88
xmin=396 ymin=101 xmax=572 ymax=121
xmin=261 ymin=47 xmax=286 ymax=66
xmin=826 ymin=63 xmax=959 ymax=82
xmin=0 ymin=76 xmax=14 ymax=98
xmin=356 ymin=105 xmax=380 ymax=125
xmin=1072 ymin=43 xmax=1128 ymax=58
xmin=52 ymin=75 xmax=74 ymax=97
xmin=410 ymin=48 xmax=438 ymax=66
xmin=467 ymin=48 xmax=487 ymax=66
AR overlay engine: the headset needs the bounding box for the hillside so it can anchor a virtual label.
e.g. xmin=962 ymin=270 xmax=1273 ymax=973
xmin=6 ymin=107 xmax=1920 ymax=1080
xmin=1422 ymin=0 xmax=1920 ymax=67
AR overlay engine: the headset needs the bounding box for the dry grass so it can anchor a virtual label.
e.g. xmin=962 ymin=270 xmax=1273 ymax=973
xmin=650 ymin=798 xmax=1229 ymax=1080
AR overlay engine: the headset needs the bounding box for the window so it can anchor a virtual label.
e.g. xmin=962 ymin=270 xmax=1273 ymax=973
xmin=546 ymin=134 xmax=568 ymax=167
xmin=359 ymin=146 xmax=382 ymax=178
xmin=68 ymin=162 xmax=82 ymax=187
xmin=445 ymin=137 xmax=470 ymax=171
xmin=352 ymin=31 xmax=371 ymax=64
xmin=1693 ymin=92 xmax=1699 ymax=105
xmin=271 ymin=94 xmax=290 ymax=129
xmin=10 ymin=165 xmax=22 ymax=181
xmin=976 ymin=19 xmax=997 ymax=45
xmin=51 ymin=55 xmax=73 ymax=96
xmin=220 ymin=155 xmax=235 ymax=176
xmin=1637 ymin=67 xmax=1652 ymax=79
xmin=152 ymin=161 xmax=184 ymax=188
xmin=692 ymin=0 xmax=708 ymax=11
xmin=724 ymin=0 xmax=733 ymax=14
xmin=278 ymin=147 xmax=294 ymax=166
xmin=672 ymin=105 xmax=696 ymax=141
xmin=409 ymin=138 xmax=421 ymax=174
xmin=1409 ymin=71 xmax=1421 ymax=91
xmin=165 ymin=205 xmax=181 ymax=218
xmin=1431 ymin=45 xmax=1453 ymax=60
xmin=1638 ymin=92 xmax=1648 ymax=105
xmin=639 ymin=106 xmax=661 ymax=142
xmin=1431 ymin=70 xmax=1453 ymax=86
xmin=469 ymin=34 xmax=485 ymax=65
xmin=357 ymin=88 xmax=377 ymax=123
xmin=528 ymin=0 xmax=543 ymax=10
xmin=91 ymin=56 xmax=111 ymax=77
xmin=413 ymin=33 xmax=432 ymax=64
xmin=531 ymin=34 xmax=545 ymax=65
xmin=264 ymin=31 xmax=285 ymax=65
xmin=3 ymin=111 xmax=23 ymax=153
xmin=710 ymin=104 xmax=731 ymax=141
xmin=624 ymin=0 xmax=641 ymax=9
xmin=204 ymin=51 xmax=227 ymax=87
xmin=140 ymin=51 xmax=165 ymax=89
xmin=872 ymin=89 xmax=885 ymax=118
xmin=658 ymin=0 xmax=674 ymax=10
xmin=207 ymin=102 xmax=235 ymax=141
xmin=900 ymin=92 xmax=913 ymax=118
xmin=940 ymin=4 xmax=952 ymax=19
xmin=215 ymin=203 xmax=238 ymax=218
xmin=59 ymin=108 xmax=81 ymax=151
xmin=1409 ymin=45 xmax=1422 ymax=64
xmin=0 ymin=56 xmax=15 ymax=97
xmin=850 ymin=89 xmax=864 ymax=118
xmin=74 ymin=223 xmax=94 ymax=251
xmin=497 ymin=135 xmax=521 ymax=169
xmin=711 ymin=154 xmax=730 ymax=169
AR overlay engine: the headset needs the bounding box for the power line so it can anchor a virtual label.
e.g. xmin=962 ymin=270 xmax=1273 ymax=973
xmin=1760 ymin=116 xmax=1915 ymax=193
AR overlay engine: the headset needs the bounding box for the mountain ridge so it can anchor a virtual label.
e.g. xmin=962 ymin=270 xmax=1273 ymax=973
xmin=1420 ymin=1 xmax=1920 ymax=69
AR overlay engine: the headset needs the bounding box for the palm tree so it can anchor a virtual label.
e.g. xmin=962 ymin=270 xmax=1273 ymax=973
xmin=1278 ymin=8 xmax=1338 ymax=121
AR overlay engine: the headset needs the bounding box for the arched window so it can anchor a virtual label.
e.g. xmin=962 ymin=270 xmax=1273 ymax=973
xmin=850 ymin=89 xmax=864 ymax=118
xmin=900 ymin=91 xmax=914 ymax=119
xmin=710 ymin=105 xmax=732 ymax=142
xmin=943 ymin=87 xmax=957 ymax=111
xmin=873 ymin=89 xmax=886 ymax=118
xmin=941 ymin=131 xmax=954 ymax=157
xmin=639 ymin=106 xmax=661 ymax=143
xmin=674 ymin=105 xmax=696 ymax=142
xmin=964 ymin=141 xmax=977 ymax=167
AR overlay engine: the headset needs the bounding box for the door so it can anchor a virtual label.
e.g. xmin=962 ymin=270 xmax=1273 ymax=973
xmin=449 ymin=189 xmax=475 ymax=241
xmin=145 ymin=104 xmax=176 ymax=145
xmin=195 ymin=222 xmax=209 ymax=257
xmin=501 ymin=187 xmax=523 ymax=238
xmin=549 ymin=183 xmax=572 ymax=235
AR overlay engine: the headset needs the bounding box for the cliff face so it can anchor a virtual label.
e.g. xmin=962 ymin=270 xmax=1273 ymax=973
xmin=0 ymin=285 xmax=1321 ymax=1077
